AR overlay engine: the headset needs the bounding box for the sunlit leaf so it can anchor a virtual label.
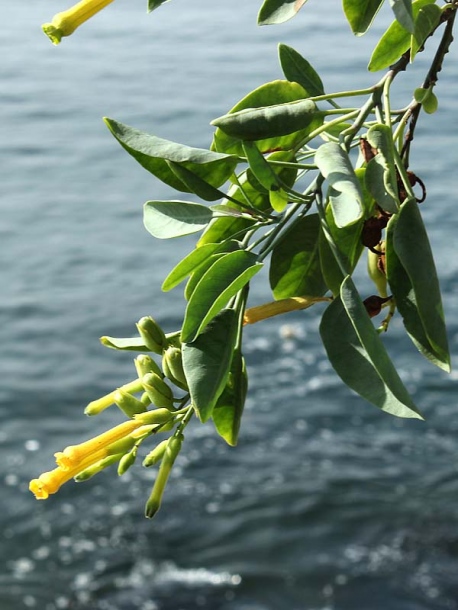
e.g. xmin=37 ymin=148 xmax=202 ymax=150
xmin=258 ymin=0 xmax=308 ymax=25
xmin=143 ymin=200 xmax=213 ymax=239
xmin=182 ymin=250 xmax=263 ymax=342
xmin=162 ymin=243 xmax=222 ymax=292
xmin=315 ymin=142 xmax=363 ymax=227
xmin=411 ymin=3 xmax=441 ymax=59
xmin=212 ymin=352 xmax=247 ymax=446
xmin=100 ymin=336 xmax=149 ymax=351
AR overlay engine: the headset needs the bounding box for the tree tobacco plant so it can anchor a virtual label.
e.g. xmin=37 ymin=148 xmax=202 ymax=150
xmin=31 ymin=0 xmax=456 ymax=519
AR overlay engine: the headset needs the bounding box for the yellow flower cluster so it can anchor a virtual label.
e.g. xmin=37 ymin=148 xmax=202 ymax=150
xmin=29 ymin=419 xmax=139 ymax=499
xmin=42 ymin=0 xmax=115 ymax=45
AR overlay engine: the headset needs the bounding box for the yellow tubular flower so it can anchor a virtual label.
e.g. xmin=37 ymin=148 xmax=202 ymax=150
xmin=42 ymin=0 xmax=115 ymax=45
xmin=30 ymin=463 xmax=86 ymax=499
xmin=54 ymin=419 xmax=140 ymax=471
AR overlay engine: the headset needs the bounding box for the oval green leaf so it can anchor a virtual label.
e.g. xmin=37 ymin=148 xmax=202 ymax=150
xmin=143 ymin=200 xmax=213 ymax=239
xmin=343 ymin=0 xmax=384 ymax=35
xmin=278 ymin=44 xmax=324 ymax=96
xmin=257 ymin=0 xmax=308 ymax=25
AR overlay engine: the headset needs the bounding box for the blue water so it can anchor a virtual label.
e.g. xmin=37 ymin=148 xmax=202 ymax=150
xmin=2 ymin=1 xmax=458 ymax=609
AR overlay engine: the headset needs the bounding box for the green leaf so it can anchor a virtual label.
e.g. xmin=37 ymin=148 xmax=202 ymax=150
xmin=278 ymin=44 xmax=324 ymax=96
xmin=185 ymin=241 xmax=243 ymax=300
xmin=182 ymin=309 xmax=238 ymax=422
xmin=269 ymin=188 xmax=289 ymax=213
xmin=389 ymin=0 xmax=414 ymax=33
xmin=320 ymin=277 xmax=423 ymax=419
xmin=212 ymin=98 xmax=320 ymax=142
xmin=411 ymin=4 xmax=441 ymax=60
xmin=166 ymin=161 xmax=228 ymax=202
xmin=365 ymin=124 xmax=400 ymax=213
xmin=212 ymin=353 xmax=247 ymax=446
xmin=182 ymin=250 xmax=263 ymax=342
xmin=143 ymin=201 xmax=213 ymax=239
xmin=270 ymin=214 xmax=327 ymax=299
xmin=211 ymin=80 xmax=321 ymax=156
xmin=104 ymin=118 xmax=238 ymax=192
xmin=368 ymin=0 xmax=436 ymax=71
xmin=258 ymin=0 xmax=308 ymax=25
xmin=315 ymin=142 xmax=363 ymax=227
xmin=100 ymin=336 xmax=149 ymax=351
xmin=162 ymin=243 xmax=222 ymax=292
xmin=386 ymin=199 xmax=450 ymax=370
xmin=343 ymin=0 xmax=384 ymax=35
xmin=242 ymin=141 xmax=281 ymax=192
xmin=147 ymin=0 xmax=170 ymax=12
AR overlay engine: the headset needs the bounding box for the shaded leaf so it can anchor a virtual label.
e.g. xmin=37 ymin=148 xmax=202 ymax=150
xmin=212 ymin=352 xmax=247 ymax=446
xmin=182 ymin=251 xmax=263 ymax=342
xmin=389 ymin=0 xmax=414 ymax=32
xmin=258 ymin=0 xmax=308 ymax=25
xmin=315 ymin=142 xmax=363 ymax=227
xmin=242 ymin=141 xmax=280 ymax=191
xmin=320 ymin=277 xmax=422 ymax=418
xmin=343 ymin=0 xmax=384 ymax=35
xmin=278 ymin=44 xmax=324 ymax=96
xmin=387 ymin=199 xmax=450 ymax=370
xmin=143 ymin=201 xmax=213 ymax=239
xmin=411 ymin=3 xmax=441 ymax=59
xmin=183 ymin=309 xmax=238 ymax=423
xmin=270 ymin=214 xmax=327 ymax=299
xmin=147 ymin=0 xmax=170 ymax=12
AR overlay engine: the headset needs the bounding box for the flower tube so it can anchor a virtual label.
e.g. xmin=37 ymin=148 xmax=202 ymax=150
xmin=42 ymin=0 xmax=115 ymax=45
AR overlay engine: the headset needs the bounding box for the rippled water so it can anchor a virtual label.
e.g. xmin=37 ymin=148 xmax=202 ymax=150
xmin=2 ymin=2 xmax=458 ymax=609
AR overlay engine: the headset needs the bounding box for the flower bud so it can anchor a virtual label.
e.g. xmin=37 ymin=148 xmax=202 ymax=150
xmin=162 ymin=347 xmax=188 ymax=390
xmin=117 ymin=447 xmax=138 ymax=476
xmin=367 ymin=245 xmax=388 ymax=298
xmin=142 ymin=439 xmax=169 ymax=467
xmin=84 ymin=378 xmax=144 ymax=416
xmin=74 ymin=454 xmax=122 ymax=482
xmin=136 ymin=317 xmax=168 ymax=354
xmin=144 ymin=434 xmax=184 ymax=519
xmin=134 ymin=408 xmax=174 ymax=426
xmin=141 ymin=373 xmax=174 ymax=409
xmin=134 ymin=354 xmax=162 ymax=379
xmin=113 ymin=388 xmax=147 ymax=418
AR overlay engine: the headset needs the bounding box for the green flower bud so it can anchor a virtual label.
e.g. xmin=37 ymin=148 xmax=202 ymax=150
xmin=74 ymin=453 xmax=122 ymax=482
xmin=145 ymin=434 xmax=184 ymax=519
xmin=141 ymin=373 xmax=174 ymax=409
xmin=367 ymin=245 xmax=388 ymax=298
xmin=142 ymin=439 xmax=169 ymax=467
xmin=162 ymin=347 xmax=188 ymax=391
xmin=113 ymin=388 xmax=147 ymax=418
xmin=140 ymin=392 xmax=152 ymax=407
xmin=117 ymin=447 xmax=138 ymax=476
xmin=136 ymin=317 xmax=168 ymax=355
xmin=84 ymin=378 xmax=144 ymax=416
xmin=135 ymin=408 xmax=174 ymax=426
xmin=134 ymin=354 xmax=162 ymax=379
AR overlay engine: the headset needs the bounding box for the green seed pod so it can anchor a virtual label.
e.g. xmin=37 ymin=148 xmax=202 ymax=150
xmin=367 ymin=245 xmax=388 ymax=298
xmin=74 ymin=454 xmax=122 ymax=482
xmin=142 ymin=439 xmax=169 ymax=467
xmin=134 ymin=354 xmax=162 ymax=379
xmin=117 ymin=447 xmax=138 ymax=476
xmin=162 ymin=347 xmax=188 ymax=391
xmin=142 ymin=373 xmax=174 ymax=409
xmin=144 ymin=433 xmax=184 ymax=519
xmin=136 ymin=316 xmax=168 ymax=354
xmin=113 ymin=388 xmax=147 ymax=418
xmin=135 ymin=408 xmax=174 ymax=426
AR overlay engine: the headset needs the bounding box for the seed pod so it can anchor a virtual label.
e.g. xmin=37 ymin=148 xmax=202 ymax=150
xmin=144 ymin=434 xmax=184 ymax=519
xmin=136 ymin=316 xmax=168 ymax=354
xmin=113 ymin=388 xmax=147 ymax=418
xmin=367 ymin=246 xmax=388 ymax=298
xmin=162 ymin=347 xmax=188 ymax=391
xmin=142 ymin=373 xmax=174 ymax=409
xmin=134 ymin=354 xmax=162 ymax=379
xmin=363 ymin=295 xmax=391 ymax=318
xmin=142 ymin=439 xmax=169 ymax=467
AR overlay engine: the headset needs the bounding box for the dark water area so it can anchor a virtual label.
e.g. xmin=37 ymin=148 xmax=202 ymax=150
xmin=2 ymin=2 xmax=458 ymax=609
